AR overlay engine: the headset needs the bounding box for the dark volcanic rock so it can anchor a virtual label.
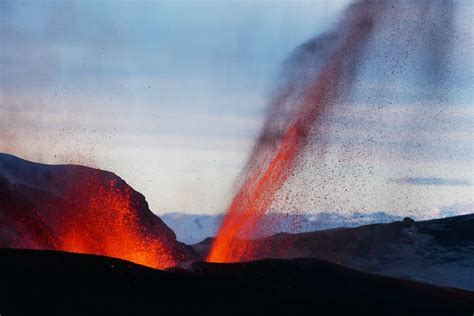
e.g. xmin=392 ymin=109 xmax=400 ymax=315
xmin=0 ymin=153 xmax=198 ymax=268
xmin=0 ymin=248 xmax=472 ymax=316
xmin=0 ymin=175 xmax=57 ymax=249
xmin=194 ymin=214 xmax=474 ymax=291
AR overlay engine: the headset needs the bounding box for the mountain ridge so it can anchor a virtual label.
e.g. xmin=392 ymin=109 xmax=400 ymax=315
xmin=194 ymin=213 xmax=474 ymax=291
xmin=0 ymin=152 xmax=198 ymax=268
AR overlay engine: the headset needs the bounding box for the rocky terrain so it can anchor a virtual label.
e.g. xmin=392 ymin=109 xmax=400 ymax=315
xmin=195 ymin=214 xmax=474 ymax=291
xmin=1 ymin=152 xmax=472 ymax=314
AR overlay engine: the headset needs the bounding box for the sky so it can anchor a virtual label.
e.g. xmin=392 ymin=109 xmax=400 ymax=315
xmin=1 ymin=0 xmax=473 ymax=217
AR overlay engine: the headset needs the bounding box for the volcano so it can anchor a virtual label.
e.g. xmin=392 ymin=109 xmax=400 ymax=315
xmin=1 ymin=0 xmax=472 ymax=313
xmin=0 ymin=153 xmax=198 ymax=268
xmin=208 ymin=0 xmax=463 ymax=263
xmin=1 ymin=153 xmax=473 ymax=315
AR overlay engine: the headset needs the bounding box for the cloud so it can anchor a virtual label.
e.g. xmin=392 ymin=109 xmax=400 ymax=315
xmin=389 ymin=177 xmax=472 ymax=186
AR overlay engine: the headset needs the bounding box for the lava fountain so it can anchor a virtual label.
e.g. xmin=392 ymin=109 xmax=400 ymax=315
xmin=60 ymin=173 xmax=176 ymax=269
xmin=208 ymin=2 xmax=383 ymax=263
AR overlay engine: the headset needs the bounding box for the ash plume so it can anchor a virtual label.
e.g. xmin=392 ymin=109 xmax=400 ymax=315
xmin=208 ymin=0 xmax=464 ymax=263
xmin=208 ymin=1 xmax=386 ymax=262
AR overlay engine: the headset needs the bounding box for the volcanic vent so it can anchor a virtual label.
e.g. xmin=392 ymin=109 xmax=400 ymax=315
xmin=208 ymin=1 xmax=380 ymax=263
xmin=208 ymin=0 xmax=460 ymax=263
xmin=0 ymin=153 xmax=197 ymax=269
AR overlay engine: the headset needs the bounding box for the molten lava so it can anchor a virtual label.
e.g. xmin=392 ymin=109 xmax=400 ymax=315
xmin=0 ymin=153 xmax=197 ymax=269
xmin=59 ymin=174 xmax=176 ymax=269
xmin=208 ymin=8 xmax=376 ymax=263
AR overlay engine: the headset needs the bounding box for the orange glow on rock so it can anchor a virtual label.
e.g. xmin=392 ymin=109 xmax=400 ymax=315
xmin=60 ymin=175 xmax=176 ymax=269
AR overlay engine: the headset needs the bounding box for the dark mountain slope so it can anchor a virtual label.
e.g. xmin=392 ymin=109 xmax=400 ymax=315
xmin=0 ymin=153 xmax=198 ymax=268
xmin=195 ymin=214 xmax=474 ymax=291
xmin=0 ymin=248 xmax=472 ymax=316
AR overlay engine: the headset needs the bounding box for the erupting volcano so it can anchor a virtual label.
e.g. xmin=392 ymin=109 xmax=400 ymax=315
xmin=60 ymin=174 xmax=176 ymax=268
xmin=0 ymin=153 xmax=197 ymax=269
xmin=1 ymin=0 xmax=473 ymax=314
xmin=208 ymin=3 xmax=380 ymax=263
xmin=208 ymin=0 xmax=459 ymax=263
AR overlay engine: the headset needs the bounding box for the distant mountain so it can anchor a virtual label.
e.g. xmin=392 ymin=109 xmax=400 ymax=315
xmin=161 ymin=213 xmax=225 ymax=244
xmin=163 ymin=205 xmax=474 ymax=245
xmin=194 ymin=214 xmax=474 ymax=291
xmin=0 ymin=153 xmax=198 ymax=268
xmin=162 ymin=211 xmax=403 ymax=244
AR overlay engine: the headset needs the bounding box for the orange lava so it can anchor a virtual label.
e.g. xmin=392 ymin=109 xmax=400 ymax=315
xmin=208 ymin=17 xmax=374 ymax=263
xmin=60 ymin=175 xmax=176 ymax=269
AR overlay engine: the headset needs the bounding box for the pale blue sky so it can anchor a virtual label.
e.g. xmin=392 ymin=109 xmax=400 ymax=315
xmin=1 ymin=0 xmax=473 ymax=216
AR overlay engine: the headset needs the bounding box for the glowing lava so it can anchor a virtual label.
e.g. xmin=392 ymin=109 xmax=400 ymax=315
xmin=208 ymin=7 xmax=377 ymax=263
xmin=59 ymin=174 xmax=176 ymax=269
